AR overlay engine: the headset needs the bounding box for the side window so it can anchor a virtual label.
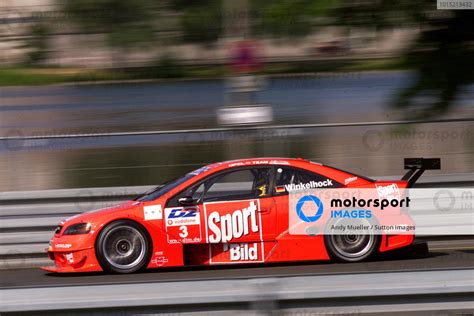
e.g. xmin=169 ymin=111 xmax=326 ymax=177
xmin=167 ymin=167 xmax=272 ymax=207
xmin=192 ymin=182 xmax=205 ymax=201
xmin=273 ymin=167 xmax=342 ymax=195
xmin=203 ymin=168 xmax=271 ymax=202
xmin=167 ymin=181 xmax=205 ymax=207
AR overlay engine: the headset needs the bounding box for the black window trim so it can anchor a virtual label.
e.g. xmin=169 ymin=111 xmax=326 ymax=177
xmin=270 ymin=165 xmax=343 ymax=196
xmin=165 ymin=165 xmax=275 ymax=207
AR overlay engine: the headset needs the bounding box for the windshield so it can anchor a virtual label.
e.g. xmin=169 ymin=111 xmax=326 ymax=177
xmin=135 ymin=174 xmax=196 ymax=202
xmin=135 ymin=166 xmax=210 ymax=202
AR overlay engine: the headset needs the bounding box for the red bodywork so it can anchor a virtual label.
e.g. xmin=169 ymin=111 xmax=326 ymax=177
xmin=43 ymin=158 xmax=414 ymax=273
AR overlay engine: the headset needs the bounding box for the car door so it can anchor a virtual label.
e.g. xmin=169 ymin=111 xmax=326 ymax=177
xmin=165 ymin=167 xmax=277 ymax=245
xmin=201 ymin=167 xmax=277 ymax=243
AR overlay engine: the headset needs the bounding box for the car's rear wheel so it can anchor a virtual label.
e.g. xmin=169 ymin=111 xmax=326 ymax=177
xmin=96 ymin=220 xmax=152 ymax=274
xmin=324 ymin=219 xmax=380 ymax=262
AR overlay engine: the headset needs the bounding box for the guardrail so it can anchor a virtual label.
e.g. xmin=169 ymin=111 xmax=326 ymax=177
xmin=1 ymin=117 xmax=473 ymax=141
xmin=0 ymin=174 xmax=473 ymax=269
xmin=1 ymin=269 xmax=473 ymax=314
xmin=0 ymin=185 xmax=153 ymax=269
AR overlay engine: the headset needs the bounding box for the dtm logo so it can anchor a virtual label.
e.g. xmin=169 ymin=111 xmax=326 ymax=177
xmin=296 ymin=195 xmax=324 ymax=222
xmin=167 ymin=208 xmax=198 ymax=219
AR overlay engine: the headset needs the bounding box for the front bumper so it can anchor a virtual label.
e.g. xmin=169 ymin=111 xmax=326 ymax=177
xmin=42 ymin=233 xmax=102 ymax=273
xmin=42 ymin=247 xmax=101 ymax=273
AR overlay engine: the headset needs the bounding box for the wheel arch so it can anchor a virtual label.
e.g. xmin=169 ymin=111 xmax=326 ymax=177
xmin=93 ymin=218 xmax=155 ymax=273
xmin=93 ymin=217 xmax=154 ymax=250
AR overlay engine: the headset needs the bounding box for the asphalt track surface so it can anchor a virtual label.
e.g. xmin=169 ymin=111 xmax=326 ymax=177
xmin=0 ymin=239 xmax=472 ymax=289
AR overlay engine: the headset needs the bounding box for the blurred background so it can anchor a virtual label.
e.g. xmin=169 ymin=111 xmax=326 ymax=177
xmin=0 ymin=0 xmax=473 ymax=192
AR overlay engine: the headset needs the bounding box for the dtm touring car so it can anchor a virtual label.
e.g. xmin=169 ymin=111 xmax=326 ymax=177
xmin=43 ymin=157 xmax=440 ymax=274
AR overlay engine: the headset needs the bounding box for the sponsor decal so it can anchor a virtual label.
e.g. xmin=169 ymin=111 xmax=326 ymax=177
xmin=55 ymin=243 xmax=72 ymax=249
xmin=65 ymin=253 xmax=74 ymax=264
xmin=228 ymin=162 xmax=245 ymax=167
xmin=344 ymin=176 xmax=358 ymax=185
xmin=269 ymin=160 xmax=291 ymax=165
xmin=210 ymin=242 xmax=264 ymax=264
xmin=228 ymin=160 xmax=290 ymax=168
xmin=205 ymin=200 xmax=260 ymax=243
xmin=285 ymin=179 xmax=333 ymax=192
xmin=226 ymin=243 xmax=258 ymax=261
xmin=204 ymin=199 xmax=264 ymax=264
xmin=375 ymin=184 xmax=400 ymax=200
xmin=151 ymin=256 xmax=169 ymax=266
xmin=188 ymin=166 xmax=210 ymax=176
xmin=165 ymin=207 xmax=202 ymax=244
xmin=143 ymin=205 xmax=162 ymax=221
xmin=252 ymin=160 xmax=271 ymax=165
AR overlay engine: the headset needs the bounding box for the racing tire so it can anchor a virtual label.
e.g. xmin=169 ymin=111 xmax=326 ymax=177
xmin=324 ymin=218 xmax=380 ymax=262
xmin=96 ymin=220 xmax=152 ymax=274
xmin=324 ymin=233 xmax=380 ymax=262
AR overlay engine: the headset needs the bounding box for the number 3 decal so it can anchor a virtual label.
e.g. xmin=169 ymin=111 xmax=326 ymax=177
xmin=179 ymin=225 xmax=188 ymax=238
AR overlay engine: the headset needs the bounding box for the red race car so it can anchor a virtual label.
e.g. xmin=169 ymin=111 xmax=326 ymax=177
xmin=43 ymin=157 xmax=440 ymax=273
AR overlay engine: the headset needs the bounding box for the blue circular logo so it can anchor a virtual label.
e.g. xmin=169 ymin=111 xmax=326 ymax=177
xmin=296 ymin=195 xmax=324 ymax=222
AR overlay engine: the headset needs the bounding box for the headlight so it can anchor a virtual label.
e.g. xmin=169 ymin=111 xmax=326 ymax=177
xmin=63 ymin=223 xmax=91 ymax=235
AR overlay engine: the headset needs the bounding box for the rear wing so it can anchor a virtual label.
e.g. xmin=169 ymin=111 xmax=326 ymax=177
xmin=402 ymin=158 xmax=441 ymax=187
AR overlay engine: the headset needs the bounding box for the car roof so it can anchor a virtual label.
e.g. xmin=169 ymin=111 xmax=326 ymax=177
xmin=198 ymin=157 xmax=373 ymax=185
xmin=199 ymin=157 xmax=325 ymax=176
xmin=209 ymin=157 xmax=319 ymax=168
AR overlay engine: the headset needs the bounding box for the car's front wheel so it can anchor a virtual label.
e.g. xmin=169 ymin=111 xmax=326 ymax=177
xmin=96 ymin=220 xmax=152 ymax=274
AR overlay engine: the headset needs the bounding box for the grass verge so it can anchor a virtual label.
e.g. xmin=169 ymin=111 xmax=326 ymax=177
xmin=0 ymin=58 xmax=410 ymax=86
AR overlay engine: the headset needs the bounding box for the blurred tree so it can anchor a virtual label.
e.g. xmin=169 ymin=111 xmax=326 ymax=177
xmin=59 ymin=0 xmax=159 ymax=60
xmin=335 ymin=1 xmax=474 ymax=118
xmin=22 ymin=23 xmax=50 ymax=65
xmin=251 ymin=0 xmax=338 ymax=39
xmin=170 ymin=0 xmax=222 ymax=45
xmin=394 ymin=10 xmax=474 ymax=118
xmin=170 ymin=0 xmax=338 ymax=44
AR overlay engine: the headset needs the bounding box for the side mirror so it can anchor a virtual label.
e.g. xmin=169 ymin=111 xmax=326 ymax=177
xmin=178 ymin=196 xmax=195 ymax=206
